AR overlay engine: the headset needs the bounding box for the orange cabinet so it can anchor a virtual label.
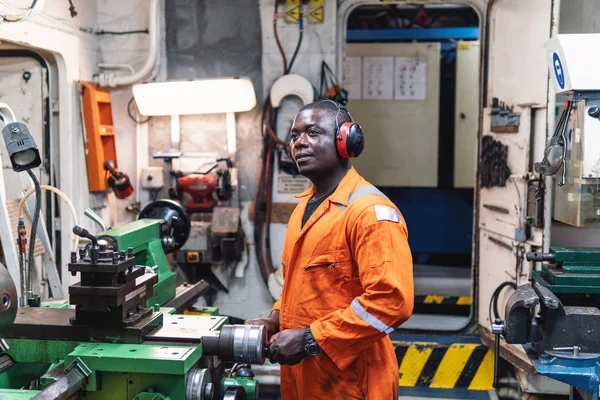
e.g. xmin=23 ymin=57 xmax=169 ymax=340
xmin=80 ymin=82 xmax=119 ymax=192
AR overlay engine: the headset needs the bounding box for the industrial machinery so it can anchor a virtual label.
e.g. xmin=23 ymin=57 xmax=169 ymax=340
xmin=170 ymin=158 xmax=233 ymax=214
xmin=0 ymin=201 xmax=267 ymax=399
xmin=492 ymin=34 xmax=600 ymax=400
xmin=538 ymin=34 xmax=600 ymax=227
xmin=0 ymin=102 xmax=263 ymax=399
xmin=170 ymin=159 xmax=245 ymax=291
xmin=493 ymin=247 xmax=600 ymax=399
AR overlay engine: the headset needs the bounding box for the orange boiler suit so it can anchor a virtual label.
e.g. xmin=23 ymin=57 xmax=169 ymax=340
xmin=272 ymin=167 xmax=414 ymax=399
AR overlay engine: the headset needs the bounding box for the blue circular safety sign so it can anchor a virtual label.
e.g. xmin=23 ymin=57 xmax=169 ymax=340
xmin=552 ymin=52 xmax=565 ymax=89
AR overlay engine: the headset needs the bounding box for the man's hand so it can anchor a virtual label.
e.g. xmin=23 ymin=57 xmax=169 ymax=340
xmin=244 ymin=310 xmax=279 ymax=339
xmin=268 ymin=328 xmax=307 ymax=365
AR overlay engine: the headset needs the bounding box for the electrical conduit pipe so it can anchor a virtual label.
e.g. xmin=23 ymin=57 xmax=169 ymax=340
xmin=93 ymin=0 xmax=161 ymax=88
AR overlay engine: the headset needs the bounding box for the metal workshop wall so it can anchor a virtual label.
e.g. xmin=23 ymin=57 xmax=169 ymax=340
xmin=161 ymin=0 xmax=263 ymax=203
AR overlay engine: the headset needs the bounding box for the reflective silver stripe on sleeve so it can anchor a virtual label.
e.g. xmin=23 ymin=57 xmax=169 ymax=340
xmin=351 ymin=298 xmax=395 ymax=334
xmin=374 ymin=205 xmax=400 ymax=223
xmin=348 ymin=186 xmax=387 ymax=204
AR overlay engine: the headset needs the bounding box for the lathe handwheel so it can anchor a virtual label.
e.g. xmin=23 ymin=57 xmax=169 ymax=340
xmin=138 ymin=199 xmax=191 ymax=253
xmin=0 ymin=263 xmax=17 ymax=335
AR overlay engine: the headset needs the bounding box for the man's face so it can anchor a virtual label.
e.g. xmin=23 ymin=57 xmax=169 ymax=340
xmin=290 ymin=108 xmax=340 ymax=178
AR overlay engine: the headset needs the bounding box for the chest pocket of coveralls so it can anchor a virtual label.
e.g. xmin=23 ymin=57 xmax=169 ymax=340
xmin=300 ymin=252 xmax=353 ymax=316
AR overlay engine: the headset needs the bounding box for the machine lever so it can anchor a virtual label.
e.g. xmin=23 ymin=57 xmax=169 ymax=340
xmin=73 ymin=225 xmax=100 ymax=262
xmin=72 ymin=225 xmax=98 ymax=244
xmin=553 ymin=346 xmax=581 ymax=356
xmin=84 ymin=208 xmax=107 ymax=231
xmin=491 ymin=318 xmax=505 ymax=388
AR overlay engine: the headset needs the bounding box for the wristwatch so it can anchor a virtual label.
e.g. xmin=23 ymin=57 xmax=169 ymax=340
xmin=304 ymin=327 xmax=322 ymax=356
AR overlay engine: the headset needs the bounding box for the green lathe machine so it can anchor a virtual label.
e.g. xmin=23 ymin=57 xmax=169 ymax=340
xmin=0 ymin=200 xmax=266 ymax=400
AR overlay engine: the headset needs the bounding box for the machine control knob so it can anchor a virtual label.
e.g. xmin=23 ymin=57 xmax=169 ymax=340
xmin=202 ymin=325 xmax=267 ymax=365
xmin=588 ymin=105 xmax=600 ymax=119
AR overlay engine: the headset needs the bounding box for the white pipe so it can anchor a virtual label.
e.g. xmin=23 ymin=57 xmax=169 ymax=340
xmin=226 ymin=111 xmax=237 ymax=161
xmin=171 ymin=115 xmax=181 ymax=148
xmin=19 ymin=185 xmax=80 ymax=252
xmin=97 ymin=63 xmax=136 ymax=75
xmin=0 ymin=103 xmax=16 ymax=122
xmin=93 ymin=0 xmax=161 ymax=88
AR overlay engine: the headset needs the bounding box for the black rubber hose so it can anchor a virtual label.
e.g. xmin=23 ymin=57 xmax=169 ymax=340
xmin=489 ymin=281 xmax=517 ymax=323
xmin=26 ymin=169 xmax=42 ymax=299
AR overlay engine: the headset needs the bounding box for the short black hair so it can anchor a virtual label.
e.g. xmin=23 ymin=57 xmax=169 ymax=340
xmin=299 ymin=100 xmax=353 ymax=130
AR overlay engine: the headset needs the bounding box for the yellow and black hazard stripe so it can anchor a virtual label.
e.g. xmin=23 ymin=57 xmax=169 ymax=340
xmin=413 ymin=295 xmax=472 ymax=316
xmin=393 ymin=340 xmax=494 ymax=390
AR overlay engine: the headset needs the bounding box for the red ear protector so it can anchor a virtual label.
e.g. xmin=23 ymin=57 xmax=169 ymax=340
xmin=328 ymin=101 xmax=364 ymax=159
xmin=289 ymin=101 xmax=365 ymax=163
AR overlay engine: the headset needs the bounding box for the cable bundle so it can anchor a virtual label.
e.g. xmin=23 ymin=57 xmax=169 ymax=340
xmin=252 ymin=2 xmax=307 ymax=286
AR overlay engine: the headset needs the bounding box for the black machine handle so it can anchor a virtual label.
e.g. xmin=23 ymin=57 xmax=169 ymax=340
xmin=73 ymin=225 xmax=100 ymax=262
xmin=526 ymin=252 xmax=555 ymax=262
xmin=73 ymin=225 xmax=97 ymax=244
xmin=103 ymin=160 xmax=123 ymax=179
xmin=491 ymin=318 xmax=505 ymax=388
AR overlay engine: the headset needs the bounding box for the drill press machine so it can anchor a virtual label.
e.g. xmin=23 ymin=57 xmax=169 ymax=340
xmin=492 ymin=34 xmax=600 ymax=400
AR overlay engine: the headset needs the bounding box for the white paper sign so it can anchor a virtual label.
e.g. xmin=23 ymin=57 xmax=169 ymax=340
xmin=343 ymin=57 xmax=362 ymax=100
xmin=362 ymin=57 xmax=394 ymax=100
xmin=394 ymin=57 xmax=427 ymax=100
xmin=277 ymin=175 xmax=311 ymax=194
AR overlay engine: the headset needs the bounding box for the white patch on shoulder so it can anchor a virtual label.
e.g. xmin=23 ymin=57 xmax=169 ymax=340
xmin=374 ymin=205 xmax=400 ymax=223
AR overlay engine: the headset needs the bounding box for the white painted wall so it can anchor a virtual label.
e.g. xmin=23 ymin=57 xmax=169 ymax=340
xmin=0 ymin=0 xmax=100 ymax=295
xmin=476 ymin=0 xmax=553 ymax=329
xmin=94 ymin=0 xmax=167 ymax=225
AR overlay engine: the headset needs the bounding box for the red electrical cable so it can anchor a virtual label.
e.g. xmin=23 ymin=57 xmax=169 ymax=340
xmin=273 ymin=2 xmax=288 ymax=75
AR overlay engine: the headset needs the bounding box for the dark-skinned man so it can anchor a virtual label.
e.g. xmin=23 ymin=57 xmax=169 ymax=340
xmin=246 ymin=100 xmax=414 ymax=399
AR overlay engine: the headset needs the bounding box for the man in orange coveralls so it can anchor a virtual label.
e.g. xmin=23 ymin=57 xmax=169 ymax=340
xmin=246 ymin=100 xmax=414 ymax=399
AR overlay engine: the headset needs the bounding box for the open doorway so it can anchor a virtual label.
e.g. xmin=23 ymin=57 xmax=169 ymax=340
xmin=0 ymin=43 xmax=60 ymax=301
xmin=343 ymin=3 xmax=481 ymax=331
